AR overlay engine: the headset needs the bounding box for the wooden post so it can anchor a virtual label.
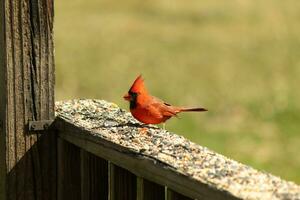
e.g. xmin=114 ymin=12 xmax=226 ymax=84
xmin=0 ymin=0 xmax=56 ymax=199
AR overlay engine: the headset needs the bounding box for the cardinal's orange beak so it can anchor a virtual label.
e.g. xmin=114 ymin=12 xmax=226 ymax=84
xmin=123 ymin=93 xmax=131 ymax=101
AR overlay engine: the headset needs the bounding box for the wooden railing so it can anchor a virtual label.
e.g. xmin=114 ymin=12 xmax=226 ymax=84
xmin=54 ymin=99 xmax=300 ymax=200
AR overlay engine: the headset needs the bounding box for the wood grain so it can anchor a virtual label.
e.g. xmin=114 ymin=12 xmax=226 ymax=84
xmin=57 ymin=138 xmax=81 ymax=200
xmin=109 ymin=163 xmax=137 ymax=200
xmin=136 ymin=177 xmax=144 ymax=200
xmin=137 ymin=177 xmax=165 ymax=200
xmin=0 ymin=0 xmax=55 ymax=198
xmin=81 ymin=149 xmax=108 ymax=200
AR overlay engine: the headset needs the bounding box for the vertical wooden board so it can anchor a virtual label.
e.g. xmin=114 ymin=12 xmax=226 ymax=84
xmin=109 ymin=163 xmax=137 ymax=200
xmin=167 ymin=188 xmax=193 ymax=200
xmin=137 ymin=177 xmax=165 ymax=200
xmin=13 ymin=0 xmax=26 ymax=198
xmin=81 ymin=149 xmax=108 ymax=200
xmin=3 ymin=0 xmax=17 ymax=198
xmin=38 ymin=130 xmax=57 ymax=200
xmin=0 ymin=0 xmax=5 ymax=196
xmin=0 ymin=0 xmax=55 ymax=199
xmin=143 ymin=179 xmax=165 ymax=200
xmin=136 ymin=177 xmax=144 ymax=200
xmin=23 ymin=138 xmax=41 ymax=199
xmin=58 ymin=139 xmax=81 ymax=200
xmin=108 ymin=163 xmax=115 ymax=200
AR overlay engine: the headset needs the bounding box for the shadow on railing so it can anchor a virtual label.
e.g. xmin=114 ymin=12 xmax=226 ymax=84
xmin=54 ymin=99 xmax=300 ymax=200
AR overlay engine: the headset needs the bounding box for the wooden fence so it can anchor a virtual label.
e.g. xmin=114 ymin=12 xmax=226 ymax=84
xmin=1 ymin=0 xmax=300 ymax=199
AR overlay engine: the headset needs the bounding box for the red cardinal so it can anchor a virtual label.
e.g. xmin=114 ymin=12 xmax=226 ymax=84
xmin=123 ymin=75 xmax=207 ymax=125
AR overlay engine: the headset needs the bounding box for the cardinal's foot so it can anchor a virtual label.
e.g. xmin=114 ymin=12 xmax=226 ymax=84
xmin=138 ymin=127 xmax=148 ymax=135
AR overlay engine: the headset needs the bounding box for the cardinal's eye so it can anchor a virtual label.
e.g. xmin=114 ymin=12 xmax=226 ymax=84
xmin=129 ymin=91 xmax=137 ymax=96
xmin=131 ymin=93 xmax=137 ymax=98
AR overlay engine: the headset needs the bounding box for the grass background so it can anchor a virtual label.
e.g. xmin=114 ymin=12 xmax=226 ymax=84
xmin=55 ymin=0 xmax=300 ymax=183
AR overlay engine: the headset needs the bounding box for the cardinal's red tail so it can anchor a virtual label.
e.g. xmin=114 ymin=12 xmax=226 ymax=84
xmin=180 ymin=107 xmax=208 ymax=112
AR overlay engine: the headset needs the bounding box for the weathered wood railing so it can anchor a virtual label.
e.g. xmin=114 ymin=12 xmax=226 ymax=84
xmin=54 ymin=99 xmax=300 ymax=200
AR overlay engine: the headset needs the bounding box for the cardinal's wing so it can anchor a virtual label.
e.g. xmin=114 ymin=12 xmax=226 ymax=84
xmin=147 ymin=101 xmax=177 ymax=118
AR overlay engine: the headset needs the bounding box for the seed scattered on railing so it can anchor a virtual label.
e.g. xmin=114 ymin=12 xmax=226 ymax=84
xmin=55 ymin=99 xmax=300 ymax=200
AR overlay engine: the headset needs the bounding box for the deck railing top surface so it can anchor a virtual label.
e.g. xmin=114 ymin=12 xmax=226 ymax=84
xmin=55 ymin=99 xmax=300 ymax=200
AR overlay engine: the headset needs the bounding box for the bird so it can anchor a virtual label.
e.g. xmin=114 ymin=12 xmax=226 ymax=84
xmin=123 ymin=75 xmax=207 ymax=126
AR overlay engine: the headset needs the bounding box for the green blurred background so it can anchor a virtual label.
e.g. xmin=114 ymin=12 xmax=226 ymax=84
xmin=55 ymin=0 xmax=300 ymax=183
